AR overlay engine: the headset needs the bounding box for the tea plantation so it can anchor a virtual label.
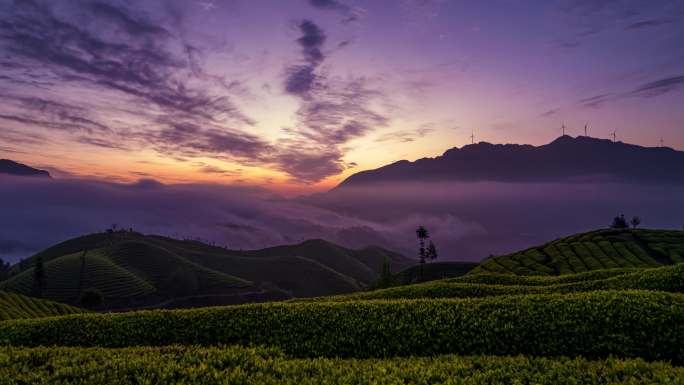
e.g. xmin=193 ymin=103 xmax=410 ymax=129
xmin=305 ymin=262 xmax=684 ymax=301
xmin=472 ymin=229 xmax=684 ymax=275
xmin=1 ymin=228 xmax=683 ymax=384
xmin=0 ymin=291 xmax=82 ymax=321
xmin=2 ymin=345 xmax=683 ymax=385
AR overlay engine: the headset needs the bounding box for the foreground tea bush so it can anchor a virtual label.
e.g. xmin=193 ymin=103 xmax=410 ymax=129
xmin=1 ymin=291 xmax=683 ymax=362
xmin=1 ymin=345 xmax=683 ymax=385
xmin=315 ymin=263 xmax=684 ymax=301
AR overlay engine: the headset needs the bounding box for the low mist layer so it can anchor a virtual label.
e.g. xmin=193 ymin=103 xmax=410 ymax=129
xmin=2 ymin=176 xmax=683 ymax=264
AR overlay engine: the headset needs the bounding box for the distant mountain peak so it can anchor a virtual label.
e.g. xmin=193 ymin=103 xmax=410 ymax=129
xmin=0 ymin=159 xmax=51 ymax=178
xmin=335 ymin=136 xmax=684 ymax=189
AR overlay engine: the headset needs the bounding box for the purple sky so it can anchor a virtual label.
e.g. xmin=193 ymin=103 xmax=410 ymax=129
xmin=1 ymin=0 xmax=683 ymax=192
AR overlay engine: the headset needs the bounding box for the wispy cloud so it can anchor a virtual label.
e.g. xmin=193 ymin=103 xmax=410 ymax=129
xmin=376 ymin=124 xmax=434 ymax=143
xmin=577 ymin=93 xmax=614 ymax=109
xmin=277 ymin=20 xmax=389 ymax=182
xmin=578 ymin=75 xmax=684 ymax=109
xmin=0 ymin=0 xmax=262 ymax=166
xmin=307 ymin=0 xmax=363 ymax=23
xmin=628 ymin=75 xmax=684 ymax=97
xmin=624 ymin=18 xmax=676 ymax=30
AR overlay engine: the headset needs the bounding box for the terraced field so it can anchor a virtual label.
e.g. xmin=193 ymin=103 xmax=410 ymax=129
xmin=391 ymin=261 xmax=478 ymax=285
xmin=307 ymin=263 xmax=684 ymax=301
xmin=0 ymin=291 xmax=82 ymax=320
xmin=0 ymin=232 xmax=412 ymax=308
xmin=0 ymin=250 xmax=155 ymax=303
xmin=2 ymin=346 xmax=682 ymax=385
xmin=3 ymin=229 xmax=684 ymax=384
xmin=109 ymin=241 xmax=251 ymax=293
xmin=472 ymin=229 xmax=684 ymax=276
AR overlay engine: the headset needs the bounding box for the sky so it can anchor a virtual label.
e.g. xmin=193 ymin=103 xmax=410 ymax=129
xmin=1 ymin=0 xmax=683 ymax=194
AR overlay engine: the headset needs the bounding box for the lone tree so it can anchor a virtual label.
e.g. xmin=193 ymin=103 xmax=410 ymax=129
xmin=611 ymin=214 xmax=628 ymax=229
xmin=33 ymin=256 xmax=45 ymax=298
xmin=630 ymin=216 xmax=641 ymax=229
xmin=416 ymin=226 xmax=429 ymax=281
xmin=416 ymin=226 xmax=429 ymax=264
xmin=377 ymin=257 xmax=393 ymax=288
xmin=426 ymin=241 xmax=438 ymax=262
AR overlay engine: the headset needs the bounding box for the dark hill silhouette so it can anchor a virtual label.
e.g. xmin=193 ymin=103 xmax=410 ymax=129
xmin=0 ymin=231 xmax=412 ymax=309
xmin=0 ymin=159 xmax=50 ymax=178
xmin=335 ymin=136 xmax=684 ymax=188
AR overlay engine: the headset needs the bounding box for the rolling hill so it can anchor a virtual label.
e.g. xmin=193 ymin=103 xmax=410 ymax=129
xmin=305 ymin=263 xmax=684 ymax=302
xmin=333 ymin=136 xmax=684 ymax=189
xmin=3 ymin=229 xmax=684 ymax=384
xmin=390 ymin=261 xmax=478 ymax=285
xmin=1 ymin=231 xmax=412 ymax=308
xmin=0 ymin=291 xmax=82 ymax=320
xmin=472 ymin=228 xmax=683 ymax=276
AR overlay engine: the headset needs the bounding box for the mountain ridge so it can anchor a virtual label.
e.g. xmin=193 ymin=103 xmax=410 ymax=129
xmin=334 ymin=136 xmax=684 ymax=189
xmin=0 ymin=159 xmax=51 ymax=178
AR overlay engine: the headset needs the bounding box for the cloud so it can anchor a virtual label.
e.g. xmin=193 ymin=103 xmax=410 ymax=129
xmin=2 ymin=176 xmax=684 ymax=264
xmin=138 ymin=120 xmax=274 ymax=164
xmin=88 ymin=1 xmax=171 ymax=37
xmin=539 ymin=108 xmax=560 ymax=117
xmin=194 ymin=162 xmax=242 ymax=176
xmin=578 ymin=75 xmax=684 ymax=109
xmin=76 ymin=136 xmax=129 ymax=151
xmin=0 ymin=175 xmax=413 ymax=262
xmin=624 ymin=18 xmax=676 ymax=30
xmin=307 ymin=0 xmax=362 ymax=23
xmin=278 ymin=20 xmax=389 ymax=182
xmin=376 ymin=124 xmax=434 ymax=143
xmin=554 ymin=0 xmax=684 ymax=47
xmin=577 ymin=93 xmax=613 ymax=108
xmin=0 ymin=95 xmax=110 ymax=134
xmin=0 ymin=0 xmax=261 ymax=165
xmin=628 ymin=75 xmax=684 ymax=97
xmin=284 ymin=20 xmax=327 ymax=97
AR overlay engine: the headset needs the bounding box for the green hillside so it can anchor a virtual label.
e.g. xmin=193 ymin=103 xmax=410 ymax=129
xmin=3 ymin=229 xmax=684 ymax=383
xmin=2 ymin=291 xmax=683 ymax=362
xmin=308 ymin=263 xmax=684 ymax=302
xmin=391 ymin=261 xmax=478 ymax=285
xmin=472 ymin=228 xmax=684 ymax=276
xmin=0 ymin=291 xmax=82 ymax=321
xmin=109 ymin=241 xmax=250 ymax=294
xmin=1 ymin=232 xmax=412 ymax=308
xmin=0 ymin=249 xmax=156 ymax=304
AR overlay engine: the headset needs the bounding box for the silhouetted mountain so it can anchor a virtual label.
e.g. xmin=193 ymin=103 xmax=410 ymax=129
xmin=0 ymin=159 xmax=50 ymax=178
xmin=335 ymin=136 xmax=684 ymax=188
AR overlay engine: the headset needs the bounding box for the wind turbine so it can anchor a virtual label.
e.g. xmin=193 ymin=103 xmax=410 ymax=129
xmin=470 ymin=130 xmax=475 ymax=145
xmin=611 ymin=130 xmax=617 ymax=142
xmin=660 ymin=137 xmax=665 ymax=147
xmin=584 ymin=122 xmax=589 ymax=137
xmin=561 ymin=122 xmax=566 ymax=136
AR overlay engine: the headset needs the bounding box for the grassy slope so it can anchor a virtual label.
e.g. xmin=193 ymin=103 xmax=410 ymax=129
xmin=2 ymin=346 xmax=682 ymax=385
xmin=309 ymin=263 xmax=684 ymax=301
xmin=109 ymin=241 xmax=251 ymax=293
xmin=473 ymin=228 xmax=684 ymax=276
xmin=2 ymin=291 xmax=682 ymax=362
xmin=392 ymin=261 xmax=478 ymax=285
xmin=2 ymin=232 xmax=412 ymax=304
xmin=163 ymin=247 xmax=364 ymax=297
xmin=0 ymin=291 xmax=83 ymax=321
xmin=0 ymin=250 xmax=156 ymax=303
